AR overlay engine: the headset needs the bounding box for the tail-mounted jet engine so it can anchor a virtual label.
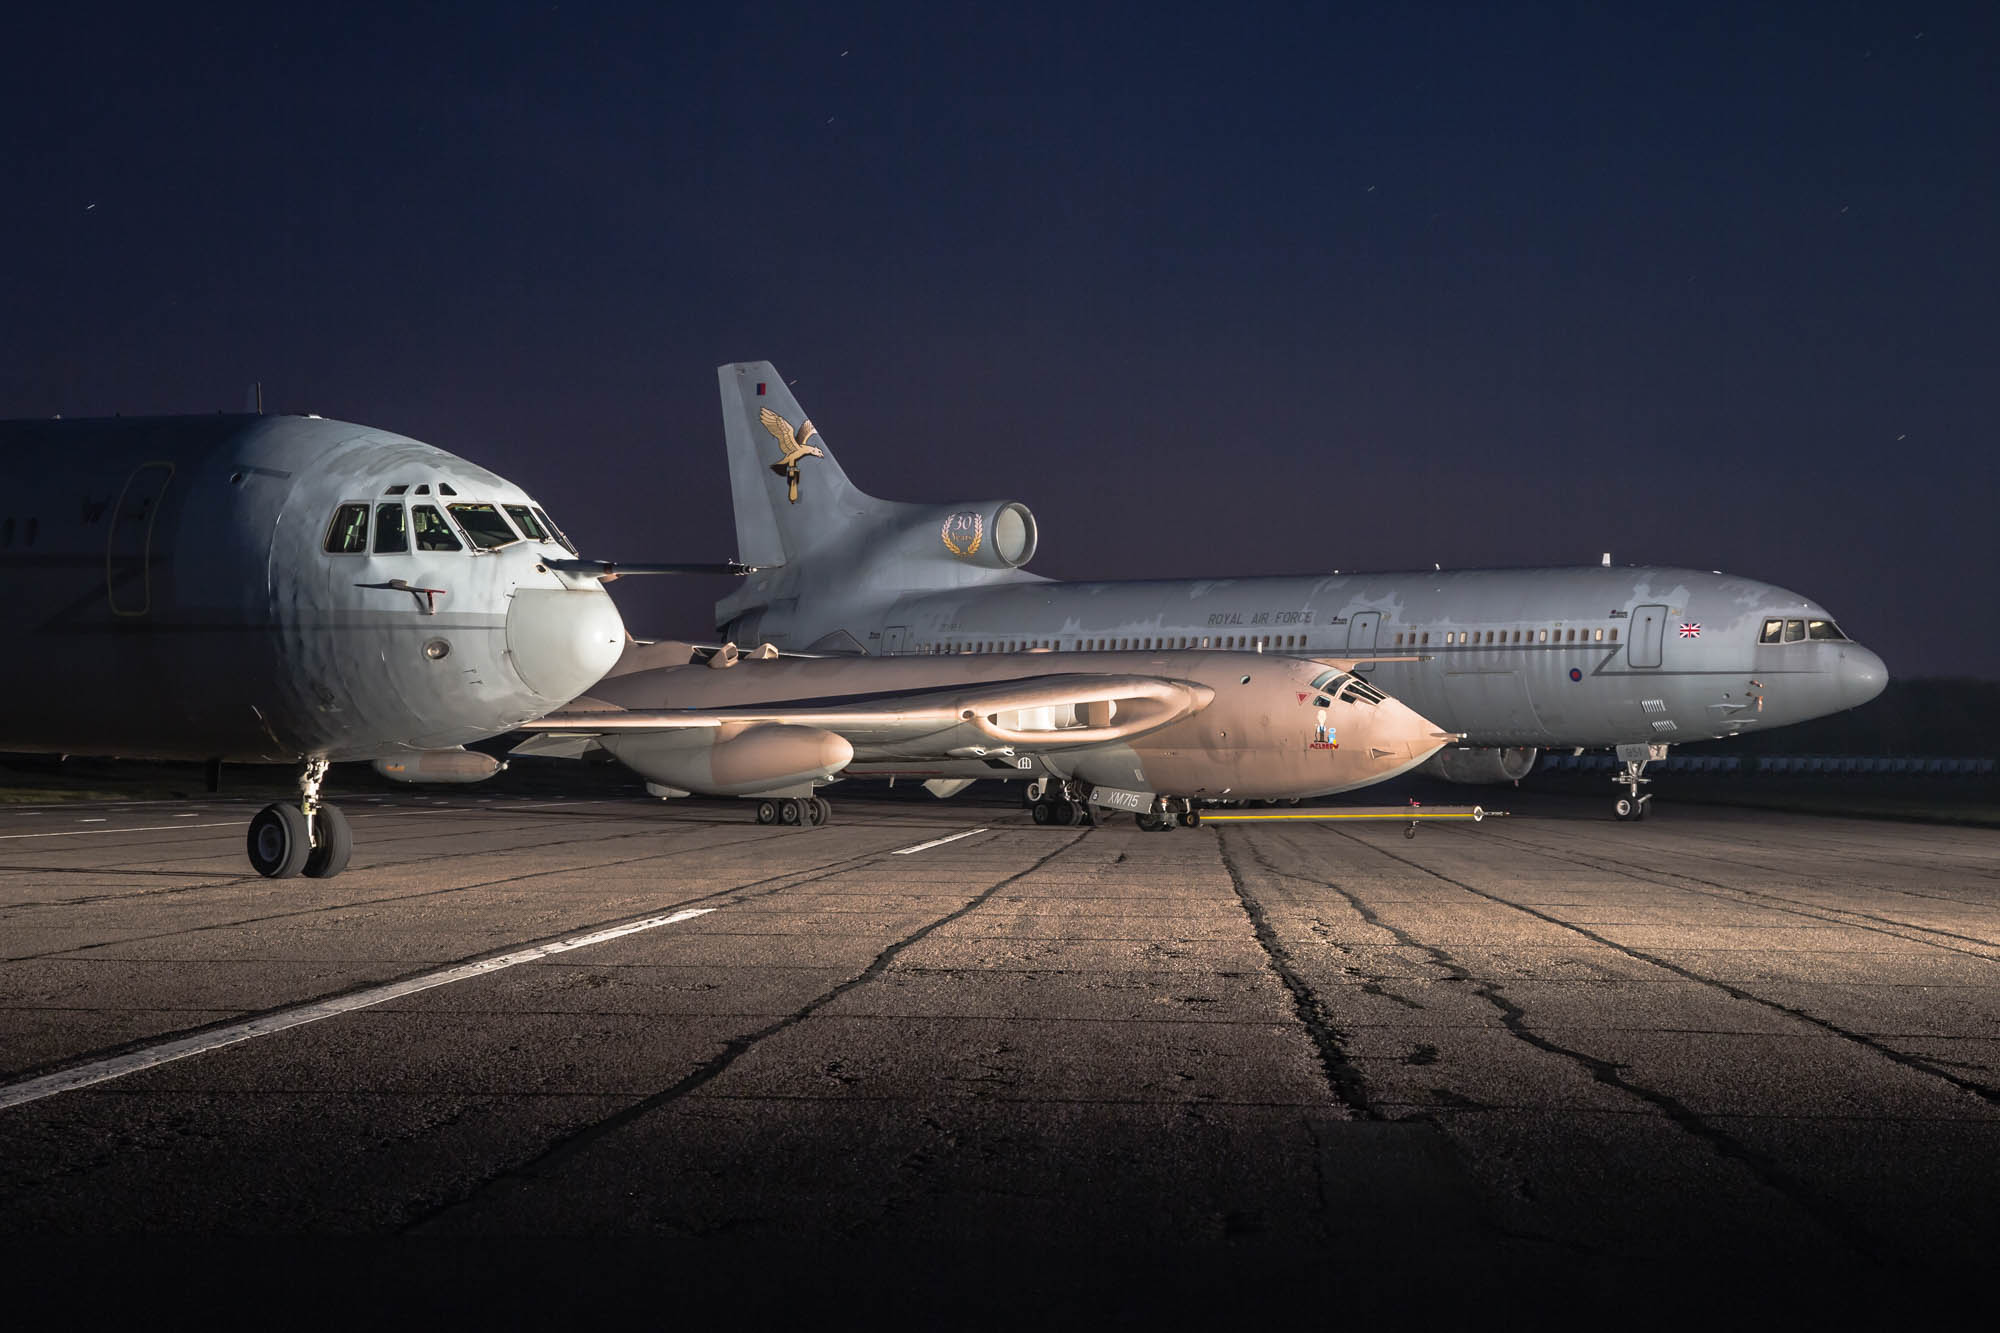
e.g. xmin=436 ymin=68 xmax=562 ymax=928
xmin=1420 ymin=746 xmax=1538 ymax=785
xmin=891 ymin=501 xmax=1038 ymax=573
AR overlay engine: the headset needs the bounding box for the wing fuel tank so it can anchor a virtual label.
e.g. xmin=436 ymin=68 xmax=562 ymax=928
xmin=372 ymin=748 xmax=506 ymax=784
xmin=604 ymin=723 xmax=854 ymax=797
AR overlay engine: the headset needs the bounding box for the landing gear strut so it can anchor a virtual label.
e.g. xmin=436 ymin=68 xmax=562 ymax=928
xmin=1612 ymin=743 xmax=1667 ymax=821
xmin=247 ymin=757 xmax=352 ymax=879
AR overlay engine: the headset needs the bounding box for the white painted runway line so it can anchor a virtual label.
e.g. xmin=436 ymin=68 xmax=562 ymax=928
xmin=892 ymin=828 xmax=990 ymax=855
xmin=0 ymin=821 xmax=241 ymax=841
xmin=0 ymin=907 xmax=715 ymax=1111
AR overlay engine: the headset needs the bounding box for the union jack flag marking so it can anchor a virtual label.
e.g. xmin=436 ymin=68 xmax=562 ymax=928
xmin=1679 ymin=622 xmax=1703 ymax=638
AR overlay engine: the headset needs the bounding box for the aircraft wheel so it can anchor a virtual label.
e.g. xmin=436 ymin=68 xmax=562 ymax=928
xmin=247 ymin=803 xmax=311 ymax=879
xmin=1135 ymin=813 xmax=1159 ymax=831
xmin=1613 ymin=796 xmax=1639 ymax=821
xmin=1071 ymin=803 xmax=1094 ymax=827
xmin=302 ymin=804 xmax=352 ymax=879
xmin=756 ymin=799 xmax=779 ymax=825
xmin=779 ymin=798 xmax=804 ymax=826
xmin=1032 ymin=801 xmax=1055 ymax=825
xmin=1181 ymin=808 xmax=1202 ymax=828
xmin=811 ymin=796 xmax=832 ymax=825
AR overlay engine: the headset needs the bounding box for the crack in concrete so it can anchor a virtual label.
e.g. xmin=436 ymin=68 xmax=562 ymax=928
xmin=401 ymin=830 xmax=1087 ymax=1233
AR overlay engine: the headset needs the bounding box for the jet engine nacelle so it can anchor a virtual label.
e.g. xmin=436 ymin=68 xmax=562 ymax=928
xmin=896 ymin=501 xmax=1039 ymax=571
xmin=372 ymin=747 xmax=506 ymax=784
xmin=603 ymin=723 xmax=854 ymax=797
xmin=1419 ymin=746 xmax=1538 ymax=785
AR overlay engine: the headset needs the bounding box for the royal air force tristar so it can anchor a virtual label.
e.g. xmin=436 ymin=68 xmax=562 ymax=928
xmin=709 ymin=361 xmax=1889 ymax=821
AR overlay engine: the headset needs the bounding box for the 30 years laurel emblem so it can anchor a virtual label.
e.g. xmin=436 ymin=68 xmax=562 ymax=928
xmin=940 ymin=511 xmax=984 ymax=558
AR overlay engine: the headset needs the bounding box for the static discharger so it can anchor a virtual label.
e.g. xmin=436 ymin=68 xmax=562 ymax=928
xmin=1198 ymin=803 xmax=1505 ymax=839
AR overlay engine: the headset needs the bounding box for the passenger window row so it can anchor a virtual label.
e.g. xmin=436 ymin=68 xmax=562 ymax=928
xmin=1391 ymin=627 xmax=1619 ymax=647
xmin=920 ymin=632 xmax=1313 ymax=655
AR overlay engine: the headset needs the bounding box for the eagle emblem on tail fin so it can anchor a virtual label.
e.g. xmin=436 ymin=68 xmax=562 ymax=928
xmin=759 ymin=407 xmax=824 ymax=504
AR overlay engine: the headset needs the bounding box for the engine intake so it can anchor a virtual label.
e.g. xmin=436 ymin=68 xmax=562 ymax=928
xmin=1420 ymin=746 xmax=1538 ymax=785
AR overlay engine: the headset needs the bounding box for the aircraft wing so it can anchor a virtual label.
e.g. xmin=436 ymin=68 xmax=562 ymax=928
xmin=513 ymin=671 xmax=1216 ymax=755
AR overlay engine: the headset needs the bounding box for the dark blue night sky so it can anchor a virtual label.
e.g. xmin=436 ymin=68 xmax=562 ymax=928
xmin=5 ymin=3 xmax=1994 ymax=675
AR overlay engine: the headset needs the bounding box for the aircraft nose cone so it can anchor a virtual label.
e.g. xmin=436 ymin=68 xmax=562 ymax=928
xmin=505 ymin=587 xmax=626 ymax=702
xmin=1381 ymin=696 xmax=1453 ymax=766
xmin=1839 ymin=644 xmax=1889 ymax=709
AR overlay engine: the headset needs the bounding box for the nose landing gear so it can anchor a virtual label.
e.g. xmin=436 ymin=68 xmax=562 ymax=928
xmin=1611 ymin=743 xmax=1668 ymax=821
xmin=247 ymin=757 xmax=353 ymax=879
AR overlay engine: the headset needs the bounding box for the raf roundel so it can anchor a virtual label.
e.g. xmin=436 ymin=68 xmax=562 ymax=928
xmin=1569 ymin=667 xmax=1583 ymax=682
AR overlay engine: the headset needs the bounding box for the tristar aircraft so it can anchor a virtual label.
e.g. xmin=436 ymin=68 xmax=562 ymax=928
xmin=0 ymin=412 xmax=630 ymax=877
xmin=514 ymin=641 xmax=1455 ymax=830
xmin=711 ymin=362 xmax=1889 ymax=820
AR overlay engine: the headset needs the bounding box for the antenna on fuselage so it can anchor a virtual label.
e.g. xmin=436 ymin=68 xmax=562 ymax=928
xmin=1601 ymin=552 xmax=1611 ymax=567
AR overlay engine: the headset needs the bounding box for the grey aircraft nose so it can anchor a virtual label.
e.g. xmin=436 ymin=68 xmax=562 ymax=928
xmin=1838 ymin=643 xmax=1889 ymax=709
xmin=505 ymin=587 xmax=627 ymax=702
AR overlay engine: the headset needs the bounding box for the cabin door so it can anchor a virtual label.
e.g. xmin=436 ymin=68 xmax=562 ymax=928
xmin=107 ymin=462 xmax=174 ymax=616
xmin=1347 ymin=611 xmax=1381 ymax=670
xmin=1629 ymin=605 xmax=1667 ymax=669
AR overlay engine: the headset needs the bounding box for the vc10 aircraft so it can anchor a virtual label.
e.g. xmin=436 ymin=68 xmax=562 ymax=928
xmin=0 ymin=413 xmax=628 ymax=877
xmin=709 ymin=362 xmax=1888 ymax=820
xmin=515 ymin=641 xmax=1455 ymax=830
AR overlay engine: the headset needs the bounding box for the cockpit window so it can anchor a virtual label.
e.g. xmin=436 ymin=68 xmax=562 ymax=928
xmin=1759 ymin=618 xmax=1784 ymax=644
xmin=1339 ymin=677 xmax=1387 ymax=706
xmin=373 ymin=503 xmax=408 ymax=554
xmin=447 ymin=503 xmax=520 ymax=550
xmin=1783 ymin=619 xmax=1806 ymax=643
xmin=412 ymin=505 xmax=462 ymax=552
xmin=1309 ymin=669 xmax=1347 ymax=692
xmin=532 ymin=506 xmax=578 ymax=555
xmin=323 ymin=503 xmax=369 ymax=554
xmin=1807 ymin=619 xmax=1846 ymax=641
xmin=504 ymin=504 xmax=550 ymax=541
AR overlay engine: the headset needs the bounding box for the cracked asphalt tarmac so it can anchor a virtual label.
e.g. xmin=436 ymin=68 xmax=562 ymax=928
xmin=1 ymin=785 xmax=1993 ymax=1308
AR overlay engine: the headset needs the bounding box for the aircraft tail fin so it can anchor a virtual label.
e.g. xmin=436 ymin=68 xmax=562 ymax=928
xmin=718 ymin=362 xmax=886 ymax=566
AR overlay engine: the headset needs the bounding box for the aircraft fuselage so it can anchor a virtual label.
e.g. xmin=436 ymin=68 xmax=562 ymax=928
xmin=727 ymin=565 xmax=1886 ymax=749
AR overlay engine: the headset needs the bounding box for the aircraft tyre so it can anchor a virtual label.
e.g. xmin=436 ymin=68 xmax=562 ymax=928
xmin=779 ymin=798 xmax=804 ymax=826
xmin=1032 ymin=801 xmax=1055 ymax=825
xmin=303 ymin=804 xmax=352 ymax=879
xmin=247 ymin=803 xmax=312 ymax=879
xmin=756 ymin=799 xmax=779 ymax=825
xmin=811 ymin=796 xmax=832 ymax=825
xmin=1181 ymin=807 xmax=1201 ymax=828
xmin=1613 ymin=796 xmax=1645 ymax=821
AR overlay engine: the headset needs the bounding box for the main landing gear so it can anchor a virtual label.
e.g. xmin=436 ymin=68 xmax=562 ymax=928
xmin=247 ymin=757 xmax=352 ymax=879
xmin=1027 ymin=779 xmax=1095 ymax=828
xmin=1135 ymin=797 xmax=1201 ymax=832
xmin=755 ymin=795 xmax=831 ymax=827
xmin=1612 ymin=743 xmax=1668 ymax=821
